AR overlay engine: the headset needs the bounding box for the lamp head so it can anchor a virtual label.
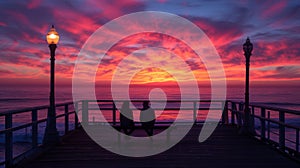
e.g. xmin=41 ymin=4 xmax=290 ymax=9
xmin=46 ymin=25 xmax=59 ymax=45
xmin=243 ymin=37 xmax=253 ymax=57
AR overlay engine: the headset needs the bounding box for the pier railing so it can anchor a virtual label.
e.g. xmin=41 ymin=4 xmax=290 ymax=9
xmin=1 ymin=99 xmax=299 ymax=167
xmin=77 ymin=100 xmax=226 ymax=125
xmin=226 ymin=100 xmax=300 ymax=157
xmin=0 ymin=101 xmax=79 ymax=168
xmin=0 ymin=99 xmax=226 ymax=167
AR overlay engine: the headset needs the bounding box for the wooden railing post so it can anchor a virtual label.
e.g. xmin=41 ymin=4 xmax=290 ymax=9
xmin=75 ymin=101 xmax=79 ymax=129
xmin=279 ymin=111 xmax=285 ymax=151
xmin=296 ymin=129 xmax=299 ymax=153
xmin=65 ymin=104 xmax=69 ymax=133
xmin=32 ymin=109 xmax=38 ymax=148
xmin=5 ymin=113 xmax=13 ymax=167
xmin=113 ymin=102 xmax=116 ymax=126
xmin=237 ymin=102 xmax=244 ymax=127
xmin=250 ymin=106 xmax=255 ymax=132
xmin=222 ymin=101 xmax=228 ymax=124
xmin=82 ymin=100 xmax=89 ymax=124
xmin=231 ymin=102 xmax=236 ymax=125
xmin=267 ymin=111 xmax=270 ymax=140
xmin=261 ymin=108 xmax=266 ymax=141
xmin=193 ymin=101 xmax=197 ymax=123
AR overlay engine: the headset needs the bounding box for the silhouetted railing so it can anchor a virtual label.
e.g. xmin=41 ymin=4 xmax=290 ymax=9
xmin=0 ymin=102 xmax=79 ymax=167
xmin=77 ymin=100 xmax=226 ymax=125
xmin=0 ymin=99 xmax=226 ymax=167
xmin=76 ymin=99 xmax=300 ymax=158
xmin=1 ymin=100 xmax=299 ymax=167
xmin=226 ymin=100 xmax=300 ymax=157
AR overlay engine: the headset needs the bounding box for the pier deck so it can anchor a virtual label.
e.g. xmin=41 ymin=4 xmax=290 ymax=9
xmin=19 ymin=125 xmax=299 ymax=168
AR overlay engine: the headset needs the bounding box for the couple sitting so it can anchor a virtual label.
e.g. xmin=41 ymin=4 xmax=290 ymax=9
xmin=119 ymin=101 xmax=155 ymax=136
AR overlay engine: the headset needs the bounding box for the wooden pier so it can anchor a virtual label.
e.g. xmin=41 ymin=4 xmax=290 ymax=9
xmin=18 ymin=125 xmax=299 ymax=168
xmin=1 ymin=100 xmax=300 ymax=167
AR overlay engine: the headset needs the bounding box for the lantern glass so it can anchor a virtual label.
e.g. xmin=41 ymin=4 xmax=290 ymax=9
xmin=46 ymin=25 xmax=59 ymax=44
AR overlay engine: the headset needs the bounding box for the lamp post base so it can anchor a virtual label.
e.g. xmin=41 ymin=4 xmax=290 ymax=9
xmin=238 ymin=125 xmax=256 ymax=136
xmin=238 ymin=126 xmax=250 ymax=135
xmin=43 ymin=127 xmax=60 ymax=145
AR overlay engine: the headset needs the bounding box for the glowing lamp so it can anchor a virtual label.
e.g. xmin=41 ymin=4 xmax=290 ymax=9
xmin=46 ymin=25 xmax=60 ymax=45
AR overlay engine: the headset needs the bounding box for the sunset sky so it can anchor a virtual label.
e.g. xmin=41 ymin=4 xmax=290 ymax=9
xmin=0 ymin=0 xmax=299 ymax=86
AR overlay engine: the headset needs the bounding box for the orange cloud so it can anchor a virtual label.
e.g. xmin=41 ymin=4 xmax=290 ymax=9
xmin=130 ymin=67 xmax=175 ymax=84
xmin=0 ymin=1 xmax=299 ymax=87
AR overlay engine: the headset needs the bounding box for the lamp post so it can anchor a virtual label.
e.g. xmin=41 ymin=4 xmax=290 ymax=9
xmin=43 ymin=25 xmax=60 ymax=145
xmin=240 ymin=37 xmax=253 ymax=135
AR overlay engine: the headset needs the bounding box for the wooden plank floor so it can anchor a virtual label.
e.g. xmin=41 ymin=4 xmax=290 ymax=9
xmin=19 ymin=125 xmax=299 ymax=168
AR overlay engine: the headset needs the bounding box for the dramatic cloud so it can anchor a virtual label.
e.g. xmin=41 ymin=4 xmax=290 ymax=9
xmin=0 ymin=0 xmax=299 ymax=86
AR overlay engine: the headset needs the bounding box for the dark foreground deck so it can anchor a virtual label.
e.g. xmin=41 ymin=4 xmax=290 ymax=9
xmin=19 ymin=125 xmax=299 ymax=168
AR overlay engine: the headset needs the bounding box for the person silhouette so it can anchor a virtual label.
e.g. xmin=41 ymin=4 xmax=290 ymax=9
xmin=120 ymin=101 xmax=135 ymax=135
xmin=140 ymin=101 xmax=156 ymax=136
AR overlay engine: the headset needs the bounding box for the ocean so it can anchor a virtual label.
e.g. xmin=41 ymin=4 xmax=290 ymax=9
xmin=0 ymin=84 xmax=300 ymax=112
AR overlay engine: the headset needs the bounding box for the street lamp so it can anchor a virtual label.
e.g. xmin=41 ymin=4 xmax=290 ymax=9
xmin=43 ymin=25 xmax=60 ymax=145
xmin=240 ymin=37 xmax=253 ymax=135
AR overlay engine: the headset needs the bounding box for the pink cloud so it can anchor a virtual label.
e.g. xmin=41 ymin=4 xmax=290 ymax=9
xmin=0 ymin=21 xmax=7 ymax=26
xmin=27 ymin=0 xmax=42 ymax=9
xmin=261 ymin=0 xmax=287 ymax=19
xmin=4 ymin=10 xmax=30 ymax=26
xmin=193 ymin=19 xmax=243 ymax=48
xmin=84 ymin=0 xmax=145 ymax=19
xmin=0 ymin=1 xmax=299 ymax=86
xmin=52 ymin=8 xmax=100 ymax=44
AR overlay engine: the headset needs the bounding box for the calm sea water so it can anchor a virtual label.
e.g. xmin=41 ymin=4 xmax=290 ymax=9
xmin=0 ymin=84 xmax=300 ymax=112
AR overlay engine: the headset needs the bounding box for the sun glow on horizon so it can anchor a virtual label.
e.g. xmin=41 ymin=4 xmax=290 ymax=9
xmin=129 ymin=67 xmax=176 ymax=84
